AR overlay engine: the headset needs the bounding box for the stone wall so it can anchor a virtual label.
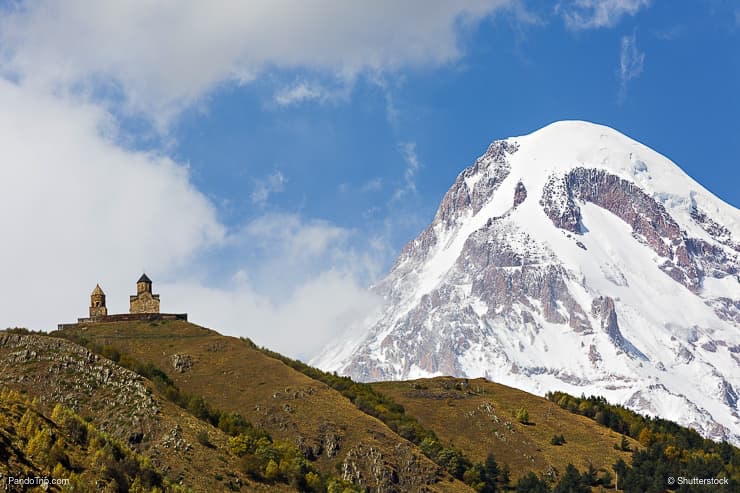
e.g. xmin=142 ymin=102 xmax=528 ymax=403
xmin=58 ymin=312 xmax=187 ymax=330
xmin=130 ymin=292 xmax=160 ymax=314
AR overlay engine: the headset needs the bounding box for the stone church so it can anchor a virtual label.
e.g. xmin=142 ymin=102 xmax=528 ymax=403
xmin=129 ymin=273 xmax=160 ymax=314
xmin=58 ymin=274 xmax=186 ymax=329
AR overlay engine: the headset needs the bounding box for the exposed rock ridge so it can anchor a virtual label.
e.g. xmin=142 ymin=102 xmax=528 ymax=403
xmin=397 ymin=140 xmax=517 ymax=267
xmin=541 ymin=167 xmax=738 ymax=292
xmin=590 ymin=296 xmax=646 ymax=360
xmin=0 ymin=333 xmax=159 ymax=437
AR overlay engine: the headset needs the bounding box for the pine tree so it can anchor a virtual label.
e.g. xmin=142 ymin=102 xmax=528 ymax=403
xmin=553 ymin=464 xmax=589 ymax=493
xmin=482 ymin=453 xmax=499 ymax=492
xmin=581 ymin=463 xmax=597 ymax=486
xmin=515 ymin=472 xmax=550 ymax=493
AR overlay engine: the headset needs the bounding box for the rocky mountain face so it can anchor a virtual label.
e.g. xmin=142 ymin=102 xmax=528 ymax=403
xmin=314 ymin=121 xmax=740 ymax=446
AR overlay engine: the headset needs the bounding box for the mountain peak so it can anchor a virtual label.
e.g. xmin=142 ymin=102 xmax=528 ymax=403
xmin=510 ymin=120 xmax=684 ymax=187
xmin=315 ymin=123 xmax=740 ymax=446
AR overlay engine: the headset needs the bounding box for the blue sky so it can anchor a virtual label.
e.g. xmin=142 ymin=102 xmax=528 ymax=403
xmin=0 ymin=1 xmax=738 ymax=358
xmin=171 ymin=0 xmax=739 ymax=263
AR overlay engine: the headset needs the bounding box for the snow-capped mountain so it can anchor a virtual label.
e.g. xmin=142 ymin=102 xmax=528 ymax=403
xmin=314 ymin=121 xmax=740 ymax=445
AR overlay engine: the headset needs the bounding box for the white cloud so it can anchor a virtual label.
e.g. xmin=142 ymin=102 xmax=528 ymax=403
xmin=250 ymin=169 xmax=287 ymax=206
xmin=393 ymin=142 xmax=421 ymax=200
xmin=361 ymin=178 xmax=383 ymax=193
xmin=0 ymin=65 xmax=436 ymax=361
xmin=162 ymin=213 xmax=385 ymax=358
xmin=240 ymin=213 xmax=349 ymax=267
xmin=0 ymin=0 xmax=514 ymax=124
xmin=559 ymin=0 xmax=650 ymax=30
xmin=0 ymin=79 xmax=384 ymax=359
xmin=162 ymin=272 xmax=381 ymax=360
xmin=274 ymin=80 xmax=350 ymax=106
xmin=619 ymin=32 xmax=645 ymax=101
xmin=274 ymin=82 xmax=327 ymax=106
xmin=0 ymin=79 xmax=224 ymax=328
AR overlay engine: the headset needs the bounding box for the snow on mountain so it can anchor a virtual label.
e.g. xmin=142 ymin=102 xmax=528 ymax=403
xmin=313 ymin=121 xmax=740 ymax=445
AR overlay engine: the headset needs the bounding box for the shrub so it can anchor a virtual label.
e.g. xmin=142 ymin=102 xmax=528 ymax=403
xmin=264 ymin=459 xmax=279 ymax=481
xmin=613 ymin=435 xmax=630 ymax=451
xmin=550 ymin=434 xmax=566 ymax=446
xmin=516 ymin=407 xmax=530 ymax=424
xmin=304 ymin=471 xmax=322 ymax=492
xmin=196 ymin=430 xmax=213 ymax=448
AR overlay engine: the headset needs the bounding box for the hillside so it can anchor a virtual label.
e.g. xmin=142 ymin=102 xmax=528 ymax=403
xmin=2 ymin=320 xmax=736 ymax=491
xmin=371 ymin=377 xmax=636 ymax=482
xmin=0 ymin=387 xmax=169 ymax=492
xmin=0 ymin=331 xmax=290 ymax=492
xmin=51 ymin=320 xmax=468 ymax=492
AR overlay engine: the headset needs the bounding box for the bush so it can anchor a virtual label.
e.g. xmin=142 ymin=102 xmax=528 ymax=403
xmin=516 ymin=407 xmax=530 ymax=424
xmin=613 ymin=435 xmax=631 ymax=451
xmin=550 ymin=434 xmax=566 ymax=446
xmin=196 ymin=430 xmax=213 ymax=448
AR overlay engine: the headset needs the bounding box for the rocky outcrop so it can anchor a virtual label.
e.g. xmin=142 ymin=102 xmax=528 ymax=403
xmin=541 ymin=168 xmax=738 ymax=292
xmin=541 ymin=173 xmax=582 ymax=234
xmin=591 ymin=297 xmax=646 ymax=360
xmin=341 ymin=442 xmax=443 ymax=493
xmin=461 ymin=223 xmax=591 ymax=332
xmin=706 ymin=297 xmax=740 ymax=324
xmin=171 ymin=353 xmax=192 ymax=373
xmin=0 ymin=333 xmax=159 ymax=439
xmin=398 ymin=139 xmax=517 ymax=266
xmin=432 ymin=142 xmax=513 ymax=227
xmin=691 ymin=205 xmax=740 ymax=252
xmin=513 ymin=181 xmax=527 ymax=208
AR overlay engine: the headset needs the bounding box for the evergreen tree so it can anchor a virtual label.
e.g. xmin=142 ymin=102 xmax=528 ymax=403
xmin=612 ymin=458 xmax=628 ymax=491
xmin=481 ymin=453 xmax=499 ymax=493
xmin=620 ymin=434 xmax=631 ymax=451
xmin=580 ymin=463 xmax=597 ymax=486
xmin=500 ymin=463 xmax=511 ymax=487
xmin=515 ymin=471 xmax=550 ymax=493
xmin=553 ymin=464 xmax=589 ymax=493
xmin=485 ymin=453 xmax=499 ymax=480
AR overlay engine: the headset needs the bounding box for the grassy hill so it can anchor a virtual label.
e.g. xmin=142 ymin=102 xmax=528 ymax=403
xmin=0 ymin=331 xmax=294 ymax=492
xmin=371 ymin=377 xmax=636 ymax=482
xmin=2 ymin=320 xmax=737 ymax=492
xmin=49 ymin=320 xmax=468 ymax=492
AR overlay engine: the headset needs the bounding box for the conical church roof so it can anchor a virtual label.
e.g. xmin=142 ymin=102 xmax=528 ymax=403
xmin=91 ymin=284 xmax=105 ymax=296
xmin=137 ymin=273 xmax=152 ymax=283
